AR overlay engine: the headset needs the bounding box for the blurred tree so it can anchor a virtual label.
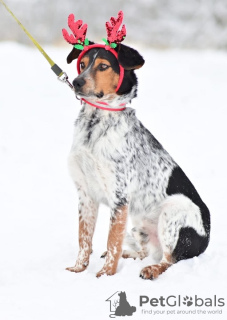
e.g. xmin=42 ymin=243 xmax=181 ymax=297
xmin=0 ymin=0 xmax=227 ymax=48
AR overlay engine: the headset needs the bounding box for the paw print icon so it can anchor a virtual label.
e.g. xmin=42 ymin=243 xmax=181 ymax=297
xmin=183 ymin=296 xmax=193 ymax=307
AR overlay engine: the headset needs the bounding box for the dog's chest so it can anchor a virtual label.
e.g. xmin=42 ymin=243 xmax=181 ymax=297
xmin=68 ymin=105 xmax=176 ymax=210
xmin=69 ymin=146 xmax=114 ymax=204
xmin=68 ymin=107 xmax=129 ymax=204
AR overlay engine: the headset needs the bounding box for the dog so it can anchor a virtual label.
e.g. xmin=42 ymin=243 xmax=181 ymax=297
xmin=63 ymin=12 xmax=210 ymax=279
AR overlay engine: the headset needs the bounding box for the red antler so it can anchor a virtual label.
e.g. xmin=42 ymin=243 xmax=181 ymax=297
xmin=106 ymin=11 xmax=126 ymax=44
xmin=62 ymin=14 xmax=88 ymax=45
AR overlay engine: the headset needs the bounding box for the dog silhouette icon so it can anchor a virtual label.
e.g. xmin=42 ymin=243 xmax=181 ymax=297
xmin=115 ymin=291 xmax=136 ymax=316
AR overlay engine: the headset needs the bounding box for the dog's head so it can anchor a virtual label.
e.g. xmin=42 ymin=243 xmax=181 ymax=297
xmin=62 ymin=12 xmax=145 ymax=105
xmin=67 ymin=43 xmax=144 ymax=101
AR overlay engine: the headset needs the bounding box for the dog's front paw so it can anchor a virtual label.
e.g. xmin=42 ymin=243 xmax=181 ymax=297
xmin=66 ymin=261 xmax=89 ymax=273
xmin=96 ymin=266 xmax=116 ymax=278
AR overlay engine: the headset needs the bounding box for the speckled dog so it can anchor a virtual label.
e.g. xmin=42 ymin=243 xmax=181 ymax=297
xmin=63 ymin=12 xmax=210 ymax=279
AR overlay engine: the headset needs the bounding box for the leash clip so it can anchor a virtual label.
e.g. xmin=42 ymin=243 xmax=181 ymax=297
xmin=58 ymin=72 xmax=74 ymax=90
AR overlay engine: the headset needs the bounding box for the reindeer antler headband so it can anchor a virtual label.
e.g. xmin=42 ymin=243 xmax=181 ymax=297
xmin=62 ymin=11 xmax=126 ymax=92
xmin=62 ymin=11 xmax=126 ymax=50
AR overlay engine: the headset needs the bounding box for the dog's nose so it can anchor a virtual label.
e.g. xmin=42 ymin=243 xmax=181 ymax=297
xmin=73 ymin=77 xmax=86 ymax=90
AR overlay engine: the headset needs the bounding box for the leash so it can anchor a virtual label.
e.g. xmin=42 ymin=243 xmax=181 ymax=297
xmin=1 ymin=2 xmax=128 ymax=111
xmin=0 ymin=0 xmax=73 ymax=90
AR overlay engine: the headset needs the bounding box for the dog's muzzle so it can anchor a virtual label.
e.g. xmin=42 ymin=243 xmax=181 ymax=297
xmin=72 ymin=77 xmax=86 ymax=93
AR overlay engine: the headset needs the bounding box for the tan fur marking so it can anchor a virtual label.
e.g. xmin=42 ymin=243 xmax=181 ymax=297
xmin=80 ymin=56 xmax=89 ymax=71
xmin=66 ymin=200 xmax=98 ymax=273
xmin=96 ymin=205 xmax=128 ymax=277
xmin=140 ymin=253 xmax=173 ymax=279
xmin=77 ymin=56 xmax=120 ymax=97
xmin=126 ymin=63 xmax=144 ymax=70
xmin=78 ymin=219 xmax=93 ymax=253
xmin=94 ymin=58 xmax=119 ymax=95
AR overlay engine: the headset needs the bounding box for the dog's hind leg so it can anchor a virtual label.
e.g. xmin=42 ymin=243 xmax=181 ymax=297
xmin=122 ymin=229 xmax=150 ymax=260
xmin=66 ymin=189 xmax=99 ymax=273
xmin=96 ymin=205 xmax=128 ymax=277
xmin=140 ymin=194 xmax=207 ymax=280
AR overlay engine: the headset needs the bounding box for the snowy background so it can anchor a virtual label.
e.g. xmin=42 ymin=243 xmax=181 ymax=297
xmin=0 ymin=42 xmax=227 ymax=320
xmin=1 ymin=0 xmax=227 ymax=319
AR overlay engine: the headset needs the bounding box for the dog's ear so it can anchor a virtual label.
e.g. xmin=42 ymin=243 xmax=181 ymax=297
xmin=117 ymin=44 xmax=145 ymax=70
xmin=67 ymin=47 xmax=81 ymax=64
xmin=66 ymin=41 xmax=95 ymax=64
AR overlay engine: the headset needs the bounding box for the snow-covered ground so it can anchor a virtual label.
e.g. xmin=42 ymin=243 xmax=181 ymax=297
xmin=0 ymin=42 xmax=227 ymax=320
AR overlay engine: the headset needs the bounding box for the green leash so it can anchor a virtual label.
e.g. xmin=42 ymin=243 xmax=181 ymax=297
xmin=0 ymin=0 xmax=73 ymax=89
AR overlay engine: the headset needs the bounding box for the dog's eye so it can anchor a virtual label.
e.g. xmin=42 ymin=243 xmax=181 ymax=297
xmin=80 ymin=62 xmax=85 ymax=71
xmin=99 ymin=63 xmax=109 ymax=71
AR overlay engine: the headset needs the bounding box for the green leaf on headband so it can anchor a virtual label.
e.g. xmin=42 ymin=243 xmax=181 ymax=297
xmin=84 ymin=38 xmax=89 ymax=46
xmin=110 ymin=43 xmax=117 ymax=48
xmin=74 ymin=44 xmax=84 ymax=50
xmin=102 ymin=38 xmax=109 ymax=45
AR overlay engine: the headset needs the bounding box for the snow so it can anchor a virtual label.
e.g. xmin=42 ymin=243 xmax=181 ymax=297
xmin=0 ymin=42 xmax=227 ymax=319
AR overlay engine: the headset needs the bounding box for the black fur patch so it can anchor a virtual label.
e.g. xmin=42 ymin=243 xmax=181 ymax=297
xmin=117 ymin=44 xmax=145 ymax=70
xmin=85 ymin=109 xmax=100 ymax=142
xmin=167 ymin=166 xmax=210 ymax=262
xmin=172 ymin=227 xmax=210 ymax=262
xmin=67 ymin=47 xmax=81 ymax=64
xmin=66 ymin=40 xmax=95 ymax=64
xmin=117 ymin=70 xmax=138 ymax=96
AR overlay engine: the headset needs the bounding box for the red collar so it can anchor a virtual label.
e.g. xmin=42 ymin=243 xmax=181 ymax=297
xmin=81 ymin=98 xmax=126 ymax=111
